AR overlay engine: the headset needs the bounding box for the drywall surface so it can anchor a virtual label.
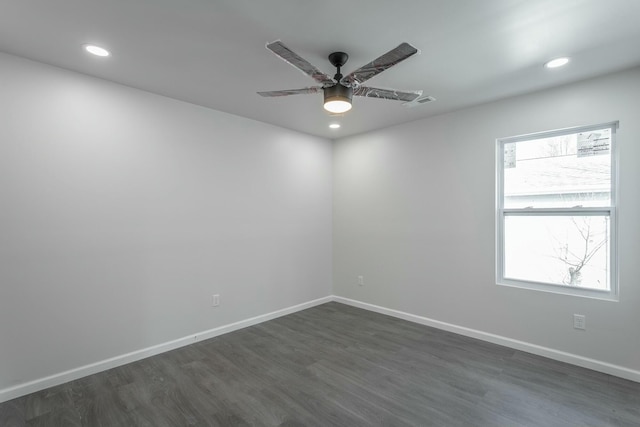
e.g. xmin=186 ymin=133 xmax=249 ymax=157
xmin=333 ymin=67 xmax=640 ymax=372
xmin=0 ymin=52 xmax=332 ymax=391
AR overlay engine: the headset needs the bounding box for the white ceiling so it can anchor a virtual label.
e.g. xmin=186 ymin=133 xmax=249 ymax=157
xmin=2 ymin=0 xmax=640 ymax=139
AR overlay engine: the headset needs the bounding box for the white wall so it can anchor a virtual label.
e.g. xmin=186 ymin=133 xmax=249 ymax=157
xmin=1 ymin=50 xmax=638 ymax=400
xmin=333 ymin=67 xmax=640 ymax=373
xmin=0 ymin=52 xmax=333 ymax=393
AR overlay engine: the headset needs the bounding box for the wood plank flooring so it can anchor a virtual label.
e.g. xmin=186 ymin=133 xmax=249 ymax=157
xmin=1 ymin=302 xmax=639 ymax=426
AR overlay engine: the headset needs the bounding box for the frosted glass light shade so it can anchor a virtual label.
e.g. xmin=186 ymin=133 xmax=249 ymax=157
xmin=324 ymin=100 xmax=352 ymax=113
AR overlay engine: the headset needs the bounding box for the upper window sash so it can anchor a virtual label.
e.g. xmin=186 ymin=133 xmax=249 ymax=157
xmin=498 ymin=121 xmax=618 ymax=211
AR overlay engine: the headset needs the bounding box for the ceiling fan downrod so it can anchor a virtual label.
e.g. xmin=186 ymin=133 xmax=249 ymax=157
xmin=328 ymin=51 xmax=349 ymax=82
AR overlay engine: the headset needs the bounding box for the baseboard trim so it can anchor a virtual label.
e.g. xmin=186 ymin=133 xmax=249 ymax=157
xmin=0 ymin=295 xmax=332 ymax=403
xmin=333 ymin=296 xmax=640 ymax=383
xmin=4 ymin=294 xmax=637 ymax=403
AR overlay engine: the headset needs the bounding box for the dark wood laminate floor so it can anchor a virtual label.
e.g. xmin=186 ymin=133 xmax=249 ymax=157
xmin=1 ymin=302 xmax=639 ymax=426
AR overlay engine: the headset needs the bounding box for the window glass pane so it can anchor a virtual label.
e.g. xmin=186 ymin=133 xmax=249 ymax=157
xmin=503 ymin=128 xmax=611 ymax=208
xmin=504 ymin=215 xmax=610 ymax=291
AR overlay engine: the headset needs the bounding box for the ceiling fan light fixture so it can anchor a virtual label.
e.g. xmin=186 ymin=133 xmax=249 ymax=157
xmin=323 ymin=84 xmax=353 ymax=114
xmin=324 ymin=100 xmax=352 ymax=114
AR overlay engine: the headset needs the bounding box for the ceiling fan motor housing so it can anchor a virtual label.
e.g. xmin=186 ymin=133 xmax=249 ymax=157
xmin=324 ymin=83 xmax=353 ymax=105
xmin=324 ymin=83 xmax=353 ymax=111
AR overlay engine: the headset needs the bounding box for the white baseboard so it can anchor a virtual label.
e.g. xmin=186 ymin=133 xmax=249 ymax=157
xmin=3 ymin=293 xmax=637 ymax=404
xmin=0 ymin=295 xmax=332 ymax=404
xmin=333 ymin=295 xmax=640 ymax=383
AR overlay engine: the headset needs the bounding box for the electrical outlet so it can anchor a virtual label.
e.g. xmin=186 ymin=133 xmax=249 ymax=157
xmin=573 ymin=314 xmax=586 ymax=330
xmin=212 ymin=294 xmax=220 ymax=307
xmin=357 ymin=275 xmax=364 ymax=286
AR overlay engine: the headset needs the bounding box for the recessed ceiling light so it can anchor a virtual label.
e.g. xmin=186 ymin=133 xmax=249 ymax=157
xmin=329 ymin=123 xmax=341 ymax=129
xmin=544 ymin=57 xmax=569 ymax=69
xmin=84 ymin=44 xmax=110 ymax=57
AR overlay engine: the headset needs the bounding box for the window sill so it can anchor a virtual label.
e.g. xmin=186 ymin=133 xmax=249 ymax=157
xmin=496 ymin=279 xmax=618 ymax=302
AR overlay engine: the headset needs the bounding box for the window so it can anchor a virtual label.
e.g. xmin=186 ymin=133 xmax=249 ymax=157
xmin=497 ymin=122 xmax=618 ymax=300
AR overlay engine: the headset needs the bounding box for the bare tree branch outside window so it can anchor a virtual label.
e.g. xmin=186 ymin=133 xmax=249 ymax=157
xmin=550 ymin=217 xmax=608 ymax=286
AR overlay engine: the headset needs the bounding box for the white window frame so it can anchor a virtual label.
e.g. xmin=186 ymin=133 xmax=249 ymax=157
xmin=496 ymin=122 xmax=619 ymax=301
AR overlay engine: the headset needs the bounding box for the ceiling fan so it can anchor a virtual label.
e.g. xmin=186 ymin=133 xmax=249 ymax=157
xmin=257 ymin=41 xmax=422 ymax=114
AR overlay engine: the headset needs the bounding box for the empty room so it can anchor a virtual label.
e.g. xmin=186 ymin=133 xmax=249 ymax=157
xmin=1 ymin=1 xmax=639 ymax=426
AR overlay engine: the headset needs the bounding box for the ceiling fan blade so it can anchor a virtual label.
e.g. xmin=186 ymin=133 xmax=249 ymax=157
xmin=257 ymin=87 xmax=323 ymax=97
xmin=266 ymin=41 xmax=335 ymax=85
xmin=341 ymin=42 xmax=419 ymax=87
xmin=353 ymin=86 xmax=422 ymax=102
